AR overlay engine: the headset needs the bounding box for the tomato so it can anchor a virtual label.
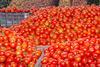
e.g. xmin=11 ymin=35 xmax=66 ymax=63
xmin=61 ymin=52 xmax=68 ymax=59
xmin=58 ymin=61 xmax=67 ymax=67
xmin=35 ymin=50 xmax=42 ymax=58
xmin=5 ymin=63 xmax=11 ymax=67
xmin=0 ymin=63 xmax=5 ymax=67
xmin=42 ymin=57 xmax=48 ymax=64
xmin=18 ymin=62 xmax=27 ymax=67
xmin=10 ymin=42 xmax=16 ymax=48
xmin=0 ymin=7 xmax=29 ymax=13
xmin=49 ymin=64 xmax=57 ymax=67
xmin=28 ymin=62 xmax=35 ymax=67
xmin=5 ymin=51 xmax=11 ymax=57
xmin=0 ymin=55 xmax=6 ymax=63
xmin=11 ymin=62 xmax=17 ymax=67
xmin=6 ymin=56 xmax=14 ymax=63
xmin=24 ymin=57 xmax=31 ymax=64
xmin=0 ymin=51 xmax=5 ymax=55
xmin=14 ymin=57 xmax=20 ymax=63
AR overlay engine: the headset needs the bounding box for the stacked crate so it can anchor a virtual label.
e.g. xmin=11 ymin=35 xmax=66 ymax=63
xmin=9 ymin=0 xmax=58 ymax=9
xmin=72 ymin=0 xmax=87 ymax=6
xmin=0 ymin=13 xmax=29 ymax=27
xmin=59 ymin=0 xmax=87 ymax=6
xmin=59 ymin=0 xmax=71 ymax=6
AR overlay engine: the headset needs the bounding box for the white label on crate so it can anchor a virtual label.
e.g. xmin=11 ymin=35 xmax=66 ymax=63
xmin=1 ymin=24 xmax=6 ymax=26
xmin=24 ymin=13 xmax=28 ymax=18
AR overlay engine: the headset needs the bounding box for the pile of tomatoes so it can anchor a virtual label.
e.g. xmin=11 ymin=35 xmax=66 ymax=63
xmin=10 ymin=5 xmax=100 ymax=67
xmin=42 ymin=37 xmax=100 ymax=67
xmin=0 ymin=7 xmax=29 ymax=13
xmin=0 ymin=28 xmax=42 ymax=67
xmin=10 ymin=5 xmax=100 ymax=46
xmin=0 ymin=5 xmax=100 ymax=67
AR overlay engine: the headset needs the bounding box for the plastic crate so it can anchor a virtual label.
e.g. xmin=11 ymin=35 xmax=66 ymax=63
xmin=9 ymin=0 xmax=59 ymax=9
xmin=72 ymin=0 xmax=87 ymax=6
xmin=0 ymin=12 xmax=29 ymax=27
xmin=59 ymin=0 xmax=71 ymax=6
xmin=59 ymin=0 xmax=87 ymax=6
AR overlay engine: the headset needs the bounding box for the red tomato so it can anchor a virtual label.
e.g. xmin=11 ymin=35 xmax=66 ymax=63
xmin=0 ymin=63 xmax=5 ymax=67
xmin=0 ymin=55 xmax=6 ymax=63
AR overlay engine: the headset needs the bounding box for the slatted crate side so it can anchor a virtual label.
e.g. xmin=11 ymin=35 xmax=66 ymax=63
xmin=59 ymin=0 xmax=87 ymax=6
xmin=9 ymin=0 xmax=59 ymax=9
xmin=72 ymin=0 xmax=87 ymax=6
xmin=0 ymin=13 xmax=6 ymax=18
xmin=0 ymin=12 xmax=29 ymax=27
xmin=0 ymin=13 xmax=6 ymax=26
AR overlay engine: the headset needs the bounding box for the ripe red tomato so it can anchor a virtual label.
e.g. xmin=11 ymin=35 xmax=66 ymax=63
xmin=0 ymin=63 xmax=5 ymax=67
xmin=18 ymin=62 xmax=27 ymax=67
xmin=11 ymin=62 xmax=17 ymax=67
xmin=0 ymin=55 xmax=6 ymax=63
